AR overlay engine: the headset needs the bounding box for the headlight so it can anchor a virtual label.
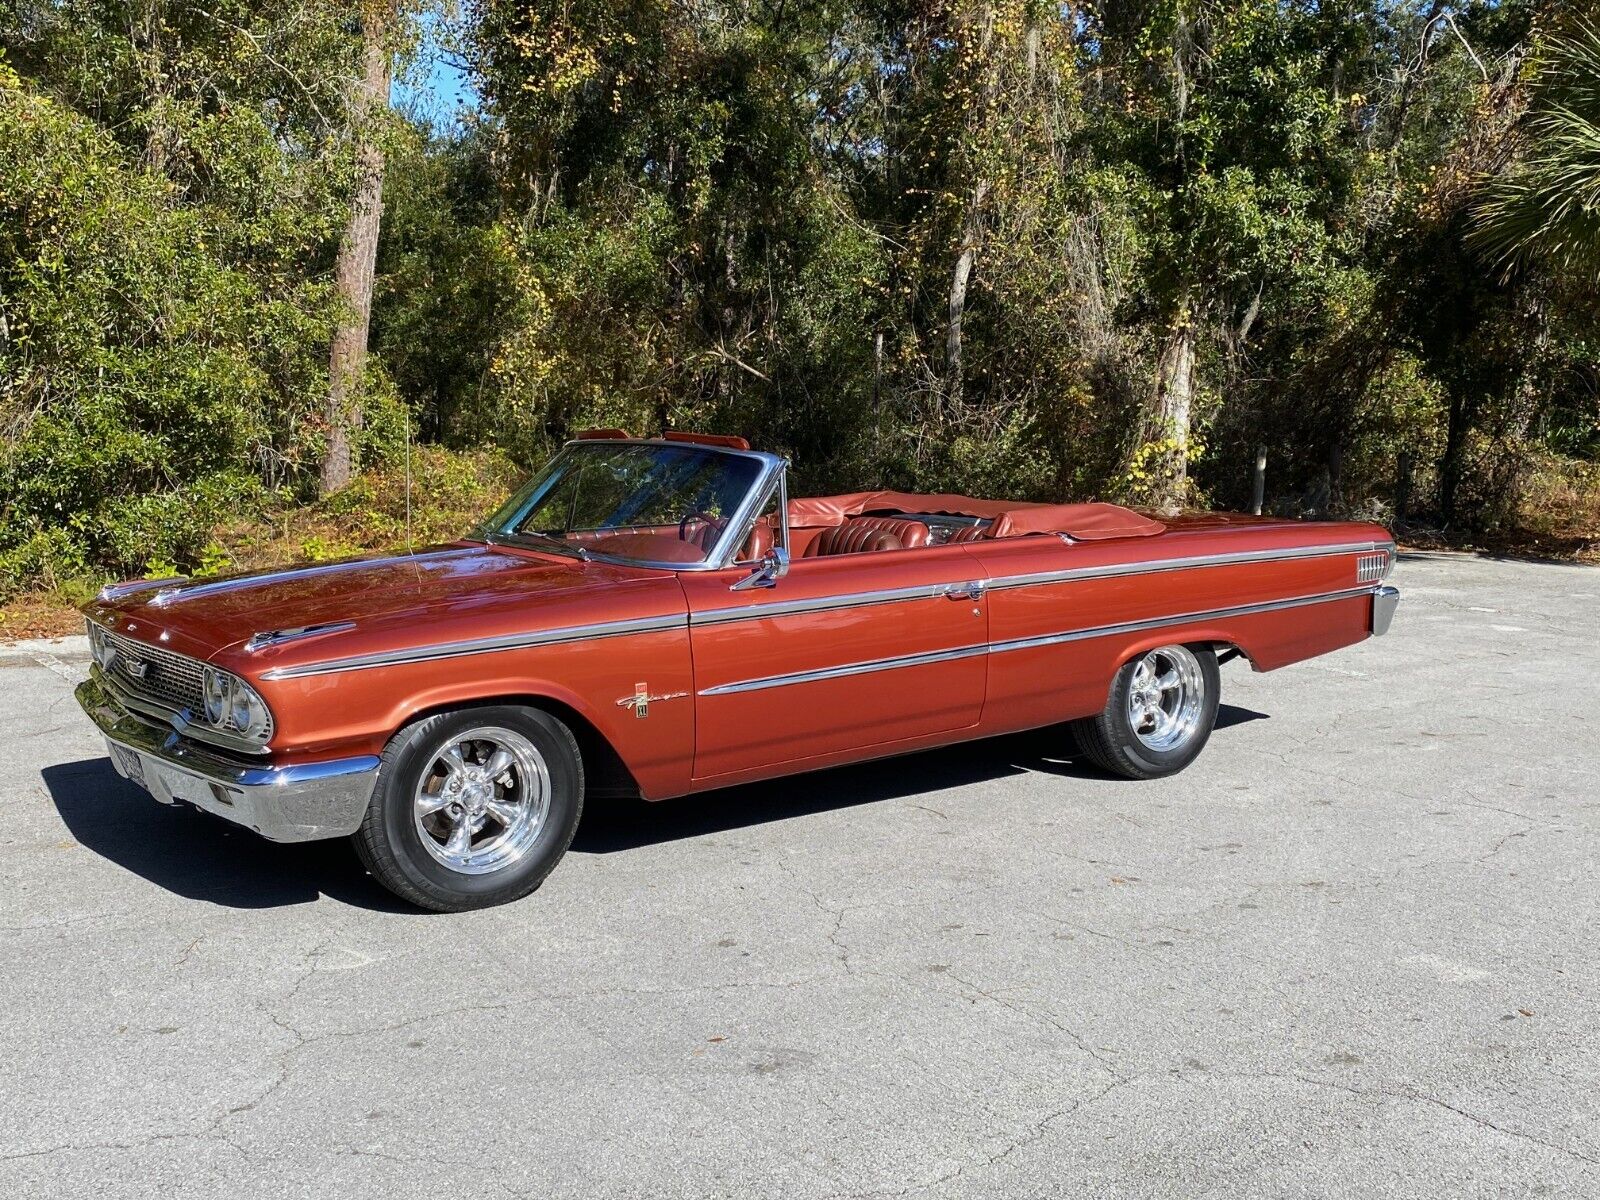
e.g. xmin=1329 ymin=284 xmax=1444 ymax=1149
xmin=227 ymin=678 xmax=271 ymax=741
xmin=202 ymin=666 xmax=228 ymax=725
xmin=201 ymin=666 xmax=271 ymax=743
xmin=87 ymin=622 xmax=116 ymax=670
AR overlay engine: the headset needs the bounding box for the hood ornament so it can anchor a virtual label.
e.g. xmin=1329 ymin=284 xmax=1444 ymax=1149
xmin=98 ymin=577 xmax=190 ymax=603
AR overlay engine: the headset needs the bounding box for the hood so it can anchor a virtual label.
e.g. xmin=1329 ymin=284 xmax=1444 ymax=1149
xmin=85 ymin=542 xmax=683 ymax=669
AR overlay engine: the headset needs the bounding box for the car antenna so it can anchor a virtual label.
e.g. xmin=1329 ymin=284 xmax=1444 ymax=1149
xmin=404 ymin=404 xmax=415 ymax=558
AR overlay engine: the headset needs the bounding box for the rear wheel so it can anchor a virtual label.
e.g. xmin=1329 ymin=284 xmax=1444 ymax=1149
xmin=352 ymin=705 xmax=584 ymax=911
xmin=1071 ymin=644 xmax=1220 ymax=780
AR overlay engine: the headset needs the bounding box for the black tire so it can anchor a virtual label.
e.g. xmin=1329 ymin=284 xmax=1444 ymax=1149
xmin=352 ymin=704 xmax=584 ymax=911
xmin=1071 ymin=644 xmax=1221 ymax=780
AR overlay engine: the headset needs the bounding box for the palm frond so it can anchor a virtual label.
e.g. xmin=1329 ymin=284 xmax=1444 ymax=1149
xmin=1469 ymin=16 xmax=1600 ymax=280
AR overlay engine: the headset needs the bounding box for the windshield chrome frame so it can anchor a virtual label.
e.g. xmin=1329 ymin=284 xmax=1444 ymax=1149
xmin=730 ymin=458 xmax=790 ymax=564
xmin=482 ymin=438 xmax=786 ymax=573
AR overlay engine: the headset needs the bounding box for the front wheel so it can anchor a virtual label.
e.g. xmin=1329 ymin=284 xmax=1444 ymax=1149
xmin=352 ymin=705 xmax=584 ymax=911
xmin=1071 ymin=644 xmax=1220 ymax=780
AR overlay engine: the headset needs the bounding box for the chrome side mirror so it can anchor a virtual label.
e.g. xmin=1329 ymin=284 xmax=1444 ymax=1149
xmin=731 ymin=546 xmax=789 ymax=591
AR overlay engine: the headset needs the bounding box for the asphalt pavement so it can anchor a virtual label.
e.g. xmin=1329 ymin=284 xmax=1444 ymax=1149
xmin=1 ymin=549 xmax=1595 ymax=1198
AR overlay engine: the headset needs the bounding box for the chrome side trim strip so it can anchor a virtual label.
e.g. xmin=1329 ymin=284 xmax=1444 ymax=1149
xmin=988 ymin=585 xmax=1377 ymax=655
xmin=692 ymin=582 xmax=952 ymax=626
xmin=698 ymin=585 xmax=1377 ymax=696
xmin=699 ymin=642 xmax=989 ymax=696
xmin=259 ymin=613 xmax=688 ymax=680
xmin=261 ymin=548 xmax=1392 ymax=680
xmin=690 ymin=541 xmax=1390 ymax=627
xmin=984 ymin=541 xmax=1385 ymax=592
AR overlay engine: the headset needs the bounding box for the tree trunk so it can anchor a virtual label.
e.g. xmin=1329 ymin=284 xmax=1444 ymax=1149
xmin=1389 ymin=0 xmax=1446 ymax=157
xmin=139 ymin=8 xmax=171 ymax=175
xmin=946 ymin=180 xmax=990 ymax=400
xmin=1147 ymin=315 xmax=1195 ymax=512
xmin=1439 ymin=393 xmax=1469 ymax=527
xmin=322 ymin=6 xmax=392 ymax=497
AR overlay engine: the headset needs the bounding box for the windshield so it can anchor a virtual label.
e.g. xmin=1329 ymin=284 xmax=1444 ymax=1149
xmin=476 ymin=441 xmax=768 ymax=566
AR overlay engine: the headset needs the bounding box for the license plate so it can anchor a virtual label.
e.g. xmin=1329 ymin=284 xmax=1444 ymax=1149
xmin=111 ymin=743 xmax=146 ymax=785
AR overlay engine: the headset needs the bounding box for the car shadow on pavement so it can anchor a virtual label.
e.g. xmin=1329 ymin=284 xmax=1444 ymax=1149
xmin=42 ymin=758 xmax=413 ymax=912
xmin=1215 ymin=703 xmax=1269 ymax=731
xmin=44 ymin=705 xmax=1268 ymax=905
xmin=571 ymin=707 xmax=1269 ymax=855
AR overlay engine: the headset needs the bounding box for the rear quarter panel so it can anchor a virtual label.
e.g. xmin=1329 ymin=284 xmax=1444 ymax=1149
xmin=967 ymin=520 xmax=1391 ymax=733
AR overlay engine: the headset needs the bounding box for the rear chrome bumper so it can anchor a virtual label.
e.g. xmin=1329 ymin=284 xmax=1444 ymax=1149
xmin=75 ymin=676 xmax=379 ymax=843
xmin=1371 ymin=585 xmax=1400 ymax=637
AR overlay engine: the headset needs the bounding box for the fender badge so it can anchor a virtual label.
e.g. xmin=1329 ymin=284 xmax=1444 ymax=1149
xmin=617 ymin=683 xmax=687 ymax=719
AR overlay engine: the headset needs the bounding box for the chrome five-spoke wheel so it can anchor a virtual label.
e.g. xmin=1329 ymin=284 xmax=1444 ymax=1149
xmin=413 ymin=726 xmax=550 ymax=874
xmin=1125 ymin=645 xmax=1205 ymax=753
xmin=1071 ymin=642 xmax=1221 ymax=780
xmin=353 ymin=704 xmax=584 ymax=911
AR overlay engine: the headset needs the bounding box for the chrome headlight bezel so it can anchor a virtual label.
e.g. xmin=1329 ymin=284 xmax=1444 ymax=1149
xmin=200 ymin=665 xmax=272 ymax=745
xmin=228 ymin=679 xmax=270 ymax=742
xmin=202 ymin=666 xmax=229 ymax=726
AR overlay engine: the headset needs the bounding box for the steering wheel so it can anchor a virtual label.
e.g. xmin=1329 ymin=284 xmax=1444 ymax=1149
xmin=678 ymin=511 xmax=724 ymax=547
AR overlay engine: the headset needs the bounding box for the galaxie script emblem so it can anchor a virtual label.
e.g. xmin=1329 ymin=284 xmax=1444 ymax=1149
xmin=618 ymin=683 xmax=688 ymax=719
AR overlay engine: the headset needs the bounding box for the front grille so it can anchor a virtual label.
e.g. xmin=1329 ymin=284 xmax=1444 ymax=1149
xmin=1356 ymin=550 xmax=1390 ymax=584
xmin=104 ymin=628 xmax=206 ymax=715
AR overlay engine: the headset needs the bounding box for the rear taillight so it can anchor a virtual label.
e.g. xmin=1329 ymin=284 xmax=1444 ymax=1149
xmin=1356 ymin=550 xmax=1391 ymax=583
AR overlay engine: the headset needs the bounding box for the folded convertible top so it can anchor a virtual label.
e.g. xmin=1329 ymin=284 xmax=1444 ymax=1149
xmin=787 ymin=491 xmax=1165 ymax=541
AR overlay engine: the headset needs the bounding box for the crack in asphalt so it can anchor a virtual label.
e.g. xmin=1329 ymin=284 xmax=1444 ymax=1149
xmin=936 ymin=966 xmax=1125 ymax=1081
xmin=1251 ymin=1071 xmax=1600 ymax=1168
xmin=838 ymin=1077 xmax=1133 ymax=1199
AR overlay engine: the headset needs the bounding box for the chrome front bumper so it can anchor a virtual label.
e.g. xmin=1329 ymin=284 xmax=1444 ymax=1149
xmin=75 ymin=677 xmax=380 ymax=843
xmin=1371 ymin=585 xmax=1400 ymax=637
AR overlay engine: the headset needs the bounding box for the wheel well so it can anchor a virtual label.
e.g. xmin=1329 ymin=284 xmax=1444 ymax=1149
xmin=399 ymin=694 xmax=642 ymax=800
xmin=1209 ymin=641 xmax=1252 ymax=668
xmin=1115 ymin=640 xmax=1248 ymax=669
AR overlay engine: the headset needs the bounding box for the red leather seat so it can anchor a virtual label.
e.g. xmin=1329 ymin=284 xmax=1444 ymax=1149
xmin=846 ymin=516 xmax=931 ymax=548
xmin=682 ymin=517 xmax=725 ymax=554
xmin=947 ymin=525 xmax=988 ymax=544
xmin=739 ymin=518 xmax=775 ymax=561
xmin=803 ymin=524 xmax=904 ymax=557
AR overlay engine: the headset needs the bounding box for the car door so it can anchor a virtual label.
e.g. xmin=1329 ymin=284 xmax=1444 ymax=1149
xmin=678 ymin=543 xmax=989 ymax=782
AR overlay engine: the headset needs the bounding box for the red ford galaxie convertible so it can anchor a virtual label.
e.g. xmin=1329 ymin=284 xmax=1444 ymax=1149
xmin=77 ymin=433 xmax=1398 ymax=910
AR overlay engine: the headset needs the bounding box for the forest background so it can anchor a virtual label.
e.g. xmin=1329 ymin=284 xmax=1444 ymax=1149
xmin=3 ymin=0 xmax=1597 ymax=632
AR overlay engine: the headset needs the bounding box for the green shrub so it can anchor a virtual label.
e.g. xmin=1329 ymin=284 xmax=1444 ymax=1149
xmin=0 ymin=64 xmax=326 ymax=588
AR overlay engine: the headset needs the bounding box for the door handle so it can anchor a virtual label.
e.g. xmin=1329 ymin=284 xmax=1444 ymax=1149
xmin=944 ymin=581 xmax=986 ymax=601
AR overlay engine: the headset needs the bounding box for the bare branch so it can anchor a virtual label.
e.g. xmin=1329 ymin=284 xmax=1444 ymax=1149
xmin=706 ymin=343 xmax=771 ymax=383
xmin=194 ymin=6 xmax=335 ymax=131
